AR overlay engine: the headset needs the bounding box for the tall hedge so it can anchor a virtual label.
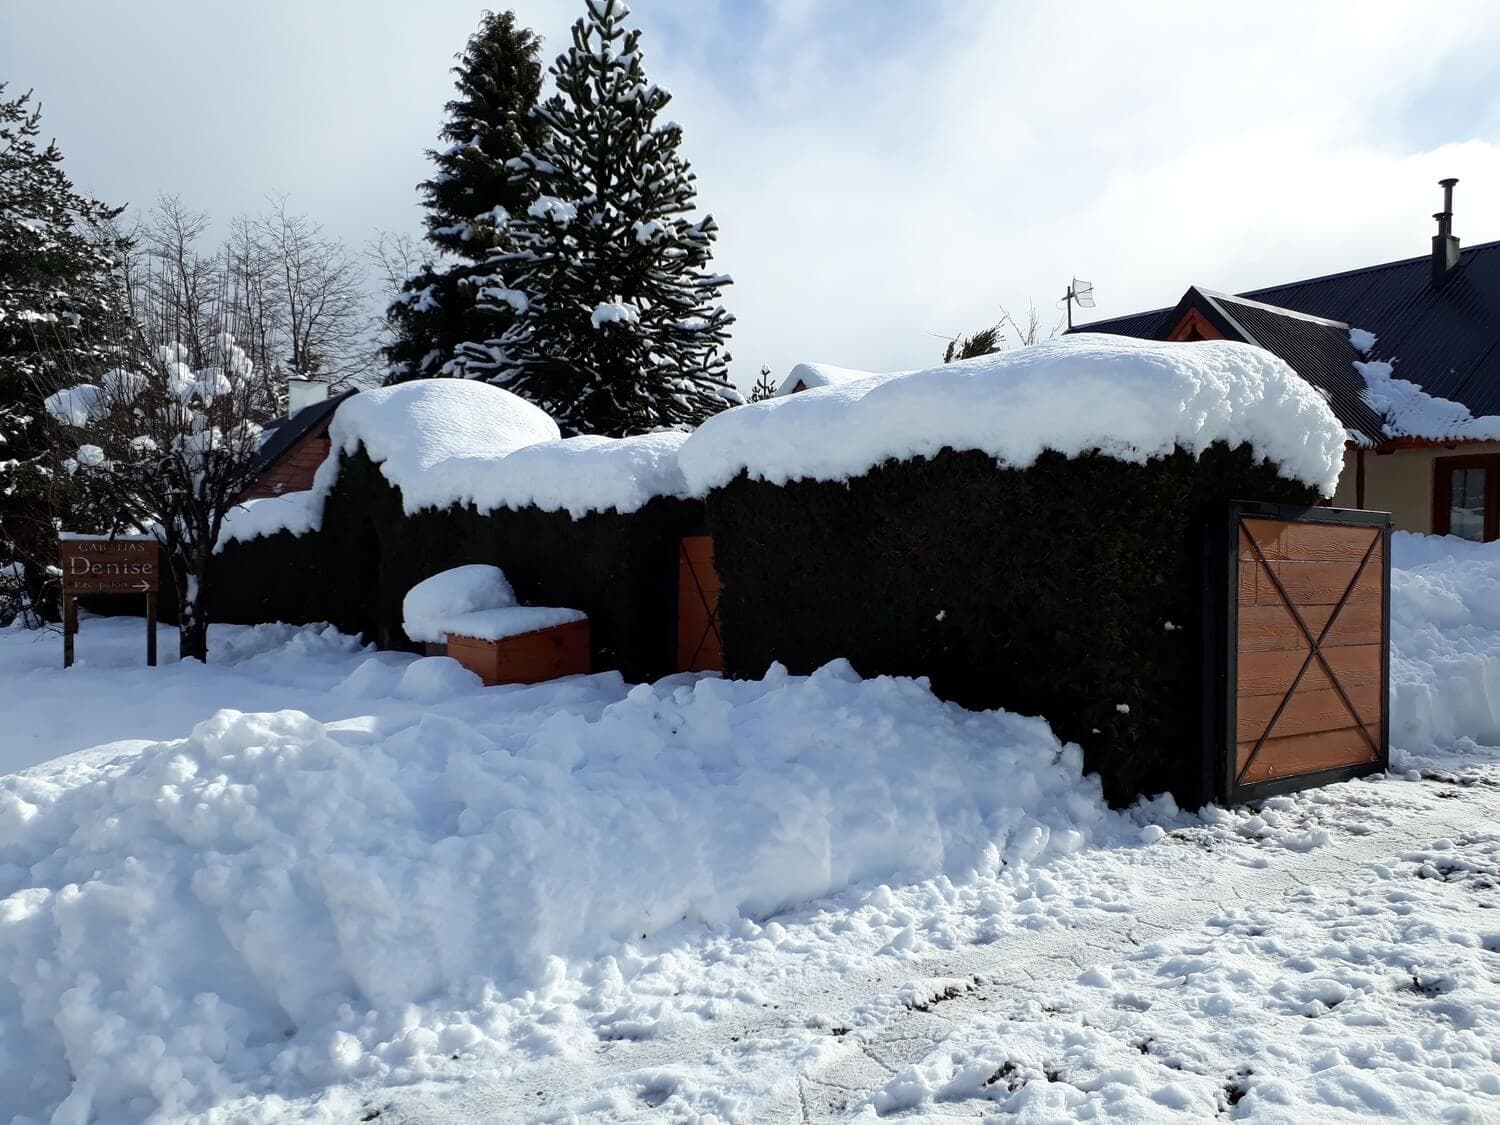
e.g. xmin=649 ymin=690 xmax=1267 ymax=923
xmin=203 ymin=448 xmax=697 ymax=682
xmin=706 ymin=442 xmax=1319 ymax=806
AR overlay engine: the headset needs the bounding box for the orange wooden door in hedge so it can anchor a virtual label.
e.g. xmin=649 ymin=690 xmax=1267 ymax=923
xmin=1223 ymin=503 xmax=1389 ymax=801
xmin=678 ymin=535 xmax=724 ymax=673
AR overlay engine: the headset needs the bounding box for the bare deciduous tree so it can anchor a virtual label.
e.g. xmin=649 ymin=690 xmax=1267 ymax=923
xmin=257 ymin=195 xmax=366 ymax=382
xmin=130 ymin=195 xmax=373 ymax=406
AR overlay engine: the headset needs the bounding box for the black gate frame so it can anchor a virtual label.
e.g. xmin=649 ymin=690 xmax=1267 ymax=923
xmin=1203 ymin=500 xmax=1391 ymax=805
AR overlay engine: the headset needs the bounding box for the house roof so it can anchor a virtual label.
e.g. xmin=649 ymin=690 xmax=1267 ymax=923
xmin=1072 ymin=239 xmax=1500 ymax=440
xmin=250 ymin=389 xmax=357 ymax=479
xmin=777 ymin=362 xmax=874 ymax=396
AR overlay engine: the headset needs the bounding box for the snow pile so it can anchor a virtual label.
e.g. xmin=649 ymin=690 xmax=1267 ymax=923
xmin=215 ymin=491 xmax=321 ymax=551
xmin=401 ymin=564 xmax=516 ymax=643
xmin=681 ymin=335 xmax=1348 ymax=495
xmin=0 ymin=663 xmax=1120 ymax=1122
xmin=1389 ymin=531 xmax=1500 ymax=757
xmin=776 ymin=361 xmax=880 ymax=396
xmin=1357 ymin=358 xmax=1500 ymax=443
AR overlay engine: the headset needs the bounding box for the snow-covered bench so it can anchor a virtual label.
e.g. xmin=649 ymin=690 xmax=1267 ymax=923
xmin=404 ymin=565 xmax=590 ymax=685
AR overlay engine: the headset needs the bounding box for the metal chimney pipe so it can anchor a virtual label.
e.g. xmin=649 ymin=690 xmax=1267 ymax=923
xmin=1432 ymin=178 xmax=1462 ymax=285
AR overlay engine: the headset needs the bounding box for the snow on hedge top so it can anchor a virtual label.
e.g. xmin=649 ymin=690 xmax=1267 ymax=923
xmin=680 ymin=335 xmax=1348 ymax=495
xmin=215 ymin=491 xmax=320 ymax=553
xmin=403 ymin=564 xmax=517 ymax=643
xmin=315 ymin=379 xmax=560 ymax=510
xmin=1357 ymin=358 xmax=1500 ymax=443
xmin=309 ymin=380 xmax=690 ymax=518
xmin=467 ymin=430 xmax=690 ymax=518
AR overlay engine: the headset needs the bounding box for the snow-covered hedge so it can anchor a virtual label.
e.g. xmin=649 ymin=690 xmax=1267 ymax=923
xmin=314 ymin=447 xmax=696 ymax=678
xmin=708 ymin=443 xmax=1320 ymax=805
xmin=307 ymin=379 xmax=691 ymax=522
xmin=681 ymin=335 xmax=1348 ymax=496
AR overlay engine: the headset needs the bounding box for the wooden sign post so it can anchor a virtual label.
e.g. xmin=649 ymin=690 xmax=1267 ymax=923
xmin=59 ymin=534 xmax=161 ymax=669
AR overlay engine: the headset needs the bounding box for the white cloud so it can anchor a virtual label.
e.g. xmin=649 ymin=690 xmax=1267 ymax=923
xmin=4 ymin=0 xmax=1499 ymax=390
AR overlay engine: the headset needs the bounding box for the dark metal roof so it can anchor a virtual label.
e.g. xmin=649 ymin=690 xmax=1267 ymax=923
xmin=1202 ymin=290 xmax=1387 ymax=443
xmin=1072 ymin=238 xmax=1500 ymax=438
xmin=250 ymin=389 xmax=356 ymax=480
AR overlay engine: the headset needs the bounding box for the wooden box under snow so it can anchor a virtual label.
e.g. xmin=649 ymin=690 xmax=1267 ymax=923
xmin=442 ymin=607 xmax=590 ymax=685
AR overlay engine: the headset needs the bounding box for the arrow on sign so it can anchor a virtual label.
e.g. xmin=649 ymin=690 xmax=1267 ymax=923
xmin=135 ymin=580 xmax=151 ymax=591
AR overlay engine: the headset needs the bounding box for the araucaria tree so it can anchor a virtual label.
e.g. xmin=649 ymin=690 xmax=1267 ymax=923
xmin=0 ymin=85 xmax=127 ymax=625
xmin=45 ymin=333 xmax=268 ymax=661
xmin=477 ymin=0 xmax=740 ymax=436
xmin=383 ymin=10 xmax=546 ymax=383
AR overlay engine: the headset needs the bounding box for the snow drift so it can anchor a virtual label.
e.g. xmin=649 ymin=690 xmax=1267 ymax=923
xmin=679 ymin=335 xmax=1348 ymax=495
xmin=0 ymin=664 xmax=1115 ymax=1121
xmin=1389 ymin=531 xmax=1500 ymax=757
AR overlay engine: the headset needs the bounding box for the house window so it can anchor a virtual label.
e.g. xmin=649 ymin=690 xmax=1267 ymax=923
xmin=1433 ymin=454 xmax=1500 ymax=541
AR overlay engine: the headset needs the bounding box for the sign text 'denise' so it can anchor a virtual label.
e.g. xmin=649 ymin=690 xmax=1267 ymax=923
xmin=61 ymin=538 xmax=160 ymax=595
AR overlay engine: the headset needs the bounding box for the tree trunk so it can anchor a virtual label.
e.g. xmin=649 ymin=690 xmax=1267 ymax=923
xmin=175 ymin=550 xmax=211 ymax=663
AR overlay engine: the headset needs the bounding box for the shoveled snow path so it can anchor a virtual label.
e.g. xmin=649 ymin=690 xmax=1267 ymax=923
xmin=381 ymin=770 xmax=1500 ymax=1122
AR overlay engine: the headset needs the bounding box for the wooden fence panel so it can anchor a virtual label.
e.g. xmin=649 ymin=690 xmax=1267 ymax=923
xmin=1214 ymin=503 xmax=1390 ymax=803
xmin=677 ymin=535 xmax=724 ymax=673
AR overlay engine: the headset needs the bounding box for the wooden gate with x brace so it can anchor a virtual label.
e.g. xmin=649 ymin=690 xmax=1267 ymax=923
xmin=1213 ymin=501 xmax=1391 ymax=804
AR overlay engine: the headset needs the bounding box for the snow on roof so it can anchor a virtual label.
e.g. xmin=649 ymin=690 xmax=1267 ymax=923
xmin=775 ymin=362 xmax=878 ymax=396
xmin=1356 ymin=358 xmax=1500 ymax=444
xmin=680 ymin=335 xmax=1349 ymax=496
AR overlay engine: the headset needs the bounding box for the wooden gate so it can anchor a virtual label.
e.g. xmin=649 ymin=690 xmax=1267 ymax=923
xmin=1213 ymin=502 xmax=1390 ymax=803
xmin=677 ymin=535 xmax=724 ymax=672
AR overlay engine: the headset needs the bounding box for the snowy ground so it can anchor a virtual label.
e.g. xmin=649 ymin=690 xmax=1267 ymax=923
xmin=1 ymin=533 xmax=1498 ymax=1123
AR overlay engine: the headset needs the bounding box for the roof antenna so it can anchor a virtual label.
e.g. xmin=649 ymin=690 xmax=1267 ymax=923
xmin=1063 ymin=278 xmax=1095 ymax=330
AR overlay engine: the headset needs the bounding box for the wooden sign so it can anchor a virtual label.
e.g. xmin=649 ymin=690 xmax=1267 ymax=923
xmin=61 ymin=536 xmax=160 ymax=595
xmin=59 ymin=534 xmax=160 ymax=669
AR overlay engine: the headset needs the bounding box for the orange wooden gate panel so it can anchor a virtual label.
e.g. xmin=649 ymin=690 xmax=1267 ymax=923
xmin=678 ymin=535 xmax=724 ymax=673
xmin=1223 ymin=504 xmax=1389 ymax=801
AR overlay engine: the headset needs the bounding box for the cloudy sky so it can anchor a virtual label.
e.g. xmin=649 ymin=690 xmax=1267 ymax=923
xmin=5 ymin=0 xmax=1500 ymax=388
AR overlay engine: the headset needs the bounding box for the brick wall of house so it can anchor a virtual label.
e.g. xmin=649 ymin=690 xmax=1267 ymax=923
xmin=242 ymin=435 xmax=332 ymax=500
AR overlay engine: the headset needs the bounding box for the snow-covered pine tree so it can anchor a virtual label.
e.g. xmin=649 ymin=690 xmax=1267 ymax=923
xmin=0 ymin=85 xmax=127 ymax=625
xmin=479 ymin=0 xmax=740 ymax=436
xmin=750 ymin=365 xmax=778 ymax=401
xmin=383 ymin=10 xmax=546 ymax=384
